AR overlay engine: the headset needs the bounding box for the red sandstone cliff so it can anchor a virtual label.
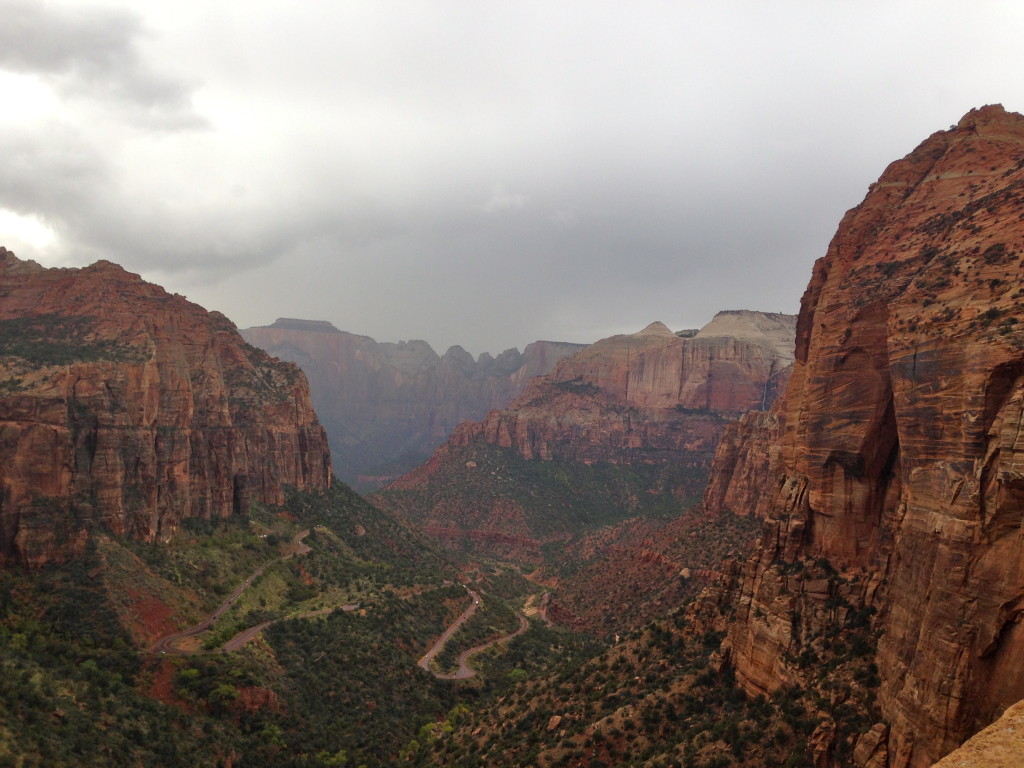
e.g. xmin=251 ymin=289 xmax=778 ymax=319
xmin=241 ymin=318 xmax=584 ymax=488
xmin=395 ymin=312 xmax=795 ymax=479
xmin=0 ymin=250 xmax=331 ymax=567
xmin=700 ymin=105 xmax=1024 ymax=767
xmin=376 ymin=312 xmax=794 ymax=562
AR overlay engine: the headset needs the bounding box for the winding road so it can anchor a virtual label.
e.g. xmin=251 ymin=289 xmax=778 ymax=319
xmin=417 ymin=585 xmax=481 ymax=673
xmin=444 ymin=614 xmax=529 ymax=679
xmin=418 ymin=586 xmax=531 ymax=680
xmin=151 ymin=530 xmax=533 ymax=678
xmin=151 ymin=529 xmax=334 ymax=655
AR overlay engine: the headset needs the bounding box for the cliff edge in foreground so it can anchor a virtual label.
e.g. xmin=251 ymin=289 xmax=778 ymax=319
xmin=700 ymin=105 xmax=1024 ymax=767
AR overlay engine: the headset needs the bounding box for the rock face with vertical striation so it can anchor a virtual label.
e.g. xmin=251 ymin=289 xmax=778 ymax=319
xmin=0 ymin=250 xmax=331 ymax=567
xmin=241 ymin=318 xmax=585 ymax=488
xmin=699 ymin=105 xmax=1024 ymax=767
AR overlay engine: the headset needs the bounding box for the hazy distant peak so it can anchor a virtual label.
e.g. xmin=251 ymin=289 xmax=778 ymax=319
xmin=269 ymin=318 xmax=342 ymax=333
xmin=442 ymin=344 xmax=476 ymax=371
xmin=442 ymin=344 xmax=471 ymax=358
xmin=636 ymin=321 xmax=674 ymax=336
xmin=694 ymin=310 xmax=797 ymax=361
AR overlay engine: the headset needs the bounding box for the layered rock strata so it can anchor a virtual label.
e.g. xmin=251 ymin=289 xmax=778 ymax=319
xmin=241 ymin=318 xmax=584 ymax=487
xmin=397 ymin=312 xmax=795 ymax=476
xmin=700 ymin=105 xmax=1024 ymax=767
xmin=380 ymin=312 xmax=794 ymax=557
xmin=0 ymin=250 xmax=331 ymax=566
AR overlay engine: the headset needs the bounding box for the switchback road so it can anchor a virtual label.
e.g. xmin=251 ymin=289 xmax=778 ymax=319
xmin=444 ymin=614 xmax=529 ymax=680
xmin=417 ymin=585 xmax=481 ymax=673
xmin=151 ymin=529 xmax=317 ymax=655
xmin=418 ymin=586 xmax=531 ymax=680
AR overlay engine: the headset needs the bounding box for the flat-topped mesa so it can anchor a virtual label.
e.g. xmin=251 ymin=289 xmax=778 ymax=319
xmin=0 ymin=251 xmax=331 ymax=567
xmin=269 ymin=317 xmax=342 ymax=333
xmin=241 ymin=321 xmax=585 ymax=487
xmin=695 ymin=309 xmax=797 ymax=364
xmin=699 ymin=104 xmax=1024 ymax=768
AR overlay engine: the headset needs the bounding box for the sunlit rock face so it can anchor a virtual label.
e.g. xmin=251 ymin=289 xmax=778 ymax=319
xmin=701 ymin=105 xmax=1024 ymax=768
xmin=241 ymin=318 xmax=585 ymax=487
xmin=0 ymin=249 xmax=331 ymax=567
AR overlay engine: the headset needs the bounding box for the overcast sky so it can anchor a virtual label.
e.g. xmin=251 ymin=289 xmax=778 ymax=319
xmin=2 ymin=1 xmax=1023 ymax=356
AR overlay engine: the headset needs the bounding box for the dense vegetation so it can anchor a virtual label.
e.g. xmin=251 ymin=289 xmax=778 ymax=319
xmin=416 ymin=557 xmax=882 ymax=768
xmin=0 ymin=437 xmax=838 ymax=768
xmin=0 ymin=484 xmax=605 ymax=767
xmin=375 ymin=443 xmax=710 ymax=557
xmin=547 ymin=507 xmax=764 ymax=635
xmin=0 ymin=314 xmax=147 ymax=369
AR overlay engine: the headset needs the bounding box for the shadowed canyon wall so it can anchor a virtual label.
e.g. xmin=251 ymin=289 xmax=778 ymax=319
xmin=0 ymin=250 xmax=331 ymax=567
xmin=241 ymin=319 xmax=584 ymax=488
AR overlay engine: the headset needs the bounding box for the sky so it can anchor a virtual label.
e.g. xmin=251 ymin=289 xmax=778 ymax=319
xmin=2 ymin=1 xmax=1024 ymax=357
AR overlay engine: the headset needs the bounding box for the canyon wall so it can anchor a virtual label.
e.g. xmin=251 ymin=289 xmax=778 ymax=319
xmin=400 ymin=312 xmax=795 ymax=475
xmin=701 ymin=105 xmax=1024 ymax=767
xmin=241 ymin=318 xmax=584 ymax=488
xmin=0 ymin=250 xmax=331 ymax=567
xmin=378 ymin=312 xmax=794 ymax=560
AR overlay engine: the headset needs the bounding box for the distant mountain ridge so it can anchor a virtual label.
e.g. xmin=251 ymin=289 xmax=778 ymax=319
xmin=241 ymin=318 xmax=585 ymax=489
xmin=399 ymin=310 xmax=796 ymax=471
xmin=376 ymin=310 xmax=796 ymax=562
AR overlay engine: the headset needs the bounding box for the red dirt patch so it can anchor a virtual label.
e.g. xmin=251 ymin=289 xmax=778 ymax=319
xmin=233 ymin=686 xmax=283 ymax=714
xmin=124 ymin=591 xmax=181 ymax=646
xmin=146 ymin=658 xmax=188 ymax=709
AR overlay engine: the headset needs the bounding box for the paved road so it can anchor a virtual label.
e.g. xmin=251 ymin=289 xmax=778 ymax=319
xmin=151 ymin=529 xmax=311 ymax=655
xmin=419 ymin=585 xmax=531 ymax=680
xmin=445 ymin=614 xmax=529 ymax=680
xmin=417 ymin=585 xmax=481 ymax=673
xmin=218 ymin=605 xmax=358 ymax=652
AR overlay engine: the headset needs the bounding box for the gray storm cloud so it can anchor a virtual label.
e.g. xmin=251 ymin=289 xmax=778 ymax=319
xmin=1 ymin=1 xmax=1023 ymax=354
xmin=0 ymin=0 xmax=204 ymax=128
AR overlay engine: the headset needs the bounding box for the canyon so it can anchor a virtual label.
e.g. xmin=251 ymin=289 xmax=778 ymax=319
xmin=241 ymin=318 xmax=584 ymax=489
xmin=3 ymin=104 xmax=1024 ymax=768
xmin=0 ymin=250 xmax=331 ymax=567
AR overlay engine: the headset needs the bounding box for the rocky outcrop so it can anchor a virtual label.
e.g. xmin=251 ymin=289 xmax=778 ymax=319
xmin=698 ymin=105 xmax=1024 ymax=767
xmin=701 ymin=408 xmax=784 ymax=517
xmin=0 ymin=250 xmax=331 ymax=567
xmin=241 ymin=319 xmax=584 ymax=488
xmin=929 ymin=699 xmax=1024 ymax=768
